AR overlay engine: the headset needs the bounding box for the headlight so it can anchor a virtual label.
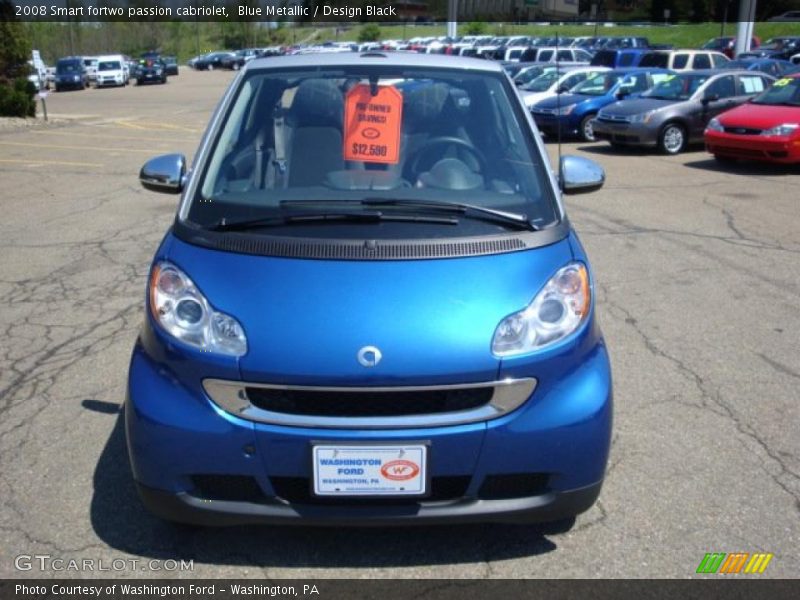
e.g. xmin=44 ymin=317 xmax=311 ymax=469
xmin=761 ymin=123 xmax=799 ymax=137
xmin=73 ymin=75 xmax=79 ymax=82
xmin=706 ymin=117 xmax=724 ymax=133
xmin=492 ymin=263 xmax=591 ymax=357
xmin=630 ymin=110 xmax=656 ymax=124
xmin=149 ymin=262 xmax=247 ymax=356
xmin=155 ymin=68 xmax=163 ymax=74
xmin=556 ymin=104 xmax=575 ymax=116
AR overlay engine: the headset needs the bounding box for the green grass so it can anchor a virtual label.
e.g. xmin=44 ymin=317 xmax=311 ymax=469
xmin=317 ymin=22 xmax=800 ymax=49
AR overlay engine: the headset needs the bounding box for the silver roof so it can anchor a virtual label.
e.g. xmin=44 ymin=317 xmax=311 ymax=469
xmin=245 ymin=51 xmax=505 ymax=73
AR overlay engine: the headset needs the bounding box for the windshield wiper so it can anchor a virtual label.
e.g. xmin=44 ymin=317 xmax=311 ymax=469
xmin=282 ymin=198 xmax=537 ymax=231
xmin=210 ymin=210 xmax=457 ymax=232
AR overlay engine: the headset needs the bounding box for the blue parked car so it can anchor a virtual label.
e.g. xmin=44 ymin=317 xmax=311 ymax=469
xmin=128 ymin=52 xmax=612 ymax=527
xmin=718 ymin=58 xmax=800 ymax=78
xmin=531 ymin=68 xmax=675 ymax=141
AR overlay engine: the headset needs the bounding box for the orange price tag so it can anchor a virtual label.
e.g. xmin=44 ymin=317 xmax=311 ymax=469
xmin=343 ymin=84 xmax=403 ymax=164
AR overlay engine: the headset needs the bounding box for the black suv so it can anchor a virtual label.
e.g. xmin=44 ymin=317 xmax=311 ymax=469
xmin=134 ymin=56 xmax=167 ymax=85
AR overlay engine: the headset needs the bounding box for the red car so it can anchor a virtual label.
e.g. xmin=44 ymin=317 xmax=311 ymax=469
xmin=705 ymin=73 xmax=800 ymax=164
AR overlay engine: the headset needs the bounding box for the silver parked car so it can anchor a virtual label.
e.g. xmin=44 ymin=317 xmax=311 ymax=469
xmin=592 ymin=70 xmax=775 ymax=154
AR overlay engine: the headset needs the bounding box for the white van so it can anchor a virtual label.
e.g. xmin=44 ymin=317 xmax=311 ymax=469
xmin=94 ymin=55 xmax=127 ymax=88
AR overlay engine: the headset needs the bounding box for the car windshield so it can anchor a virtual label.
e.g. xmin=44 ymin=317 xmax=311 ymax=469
xmin=645 ymin=73 xmax=709 ymax=100
xmin=750 ymin=77 xmax=800 ymax=105
xmin=520 ymin=69 xmax=560 ymax=92
xmin=513 ymin=66 xmax=546 ymax=85
xmin=572 ymin=72 xmax=624 ymax=96
xmin=57 ymin=61 xmax=79 ymax=73
xmin=186 ymin=65 xmax=560 ymax=238
xmin=98 ymin=61 xmax=121 ymax=71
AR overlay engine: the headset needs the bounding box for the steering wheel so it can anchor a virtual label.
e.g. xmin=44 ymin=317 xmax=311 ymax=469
xmin=406 ymin=136 xmax=488 ymax=184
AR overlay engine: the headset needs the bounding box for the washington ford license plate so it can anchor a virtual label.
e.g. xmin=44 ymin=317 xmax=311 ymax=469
xmin=312 ymin=444 xmax=427 ymax=496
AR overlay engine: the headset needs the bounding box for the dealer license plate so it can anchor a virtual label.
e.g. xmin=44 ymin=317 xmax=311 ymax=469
xmin=312 ymin=444 xmax=427 ymax=497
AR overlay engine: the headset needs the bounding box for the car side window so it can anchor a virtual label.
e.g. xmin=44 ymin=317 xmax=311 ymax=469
xmin=711 ymin=54 xmax=728 ymax=67
xmin=705 ymin=75 xmax=737 ymax=98
xmin=738 ymin=75 xmax=767 ymax=94
xmin=538 ymin=50 xmax=554 ymax=62
xmin=557 ymin=50 xmax=572 ymax=61
xmin=618 ymin=53 xmax=635 ymax=67
xmin=576 ymin=49 xmax=592 ymax=62
xmin=673 ymin=54 xmax=689 ymax=69
xmin=692 ymin=54 xmax=711 ymax=69
xmin=562 ymin=72 xmax=587 ymax=90
xmin=629 ymin=73 xmax=649 ymax=92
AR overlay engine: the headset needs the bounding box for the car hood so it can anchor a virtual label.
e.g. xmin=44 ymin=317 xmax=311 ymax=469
xmin=534 ymin=93 xmax=593 ymax=110
xmin=602 ymin=97 xmax=677 ymax=116
xmin=718 ymin=102 xmax=800 ymax=129
xmin=164 ymin=235 xmax=574 ymax=385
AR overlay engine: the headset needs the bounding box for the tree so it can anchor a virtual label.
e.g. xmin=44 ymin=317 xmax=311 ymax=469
xmin=463 ymin=22 xmax=488 ymax=36
xmin=0 ymin=0 xmax=36 ymax=117
xmin=357 ymin=23 xmax=382 ymax=43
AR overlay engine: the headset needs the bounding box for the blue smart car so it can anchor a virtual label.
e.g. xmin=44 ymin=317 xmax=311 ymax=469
xmin=531 ymin=67 xmax=675 ymax=141
xmin=127 ymin=53 xmax=612 ymax=526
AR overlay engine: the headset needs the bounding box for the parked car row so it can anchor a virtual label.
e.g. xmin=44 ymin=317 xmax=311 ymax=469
xmin=46 ymin=52 xmax=179 ymax=92
xmin=522 ymin=62 xmax=799 ymax=165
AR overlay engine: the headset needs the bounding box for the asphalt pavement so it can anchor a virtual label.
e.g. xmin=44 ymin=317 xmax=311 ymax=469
xmin=0 ymin=68 xmax=798 ymax=579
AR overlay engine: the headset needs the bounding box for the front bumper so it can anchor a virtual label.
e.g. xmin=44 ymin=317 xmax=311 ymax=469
xmin=126 ymin=321 xmax=612 ymax=526
xmin=705 ymin=131 xmax=800 ymax=164
xmin=593 ymin=118 xmax=658 ymax=146
xmin=532 ymin=113 xmax=580 ymax=138
xmin=135 ymin=480 xmax=602 ymax=527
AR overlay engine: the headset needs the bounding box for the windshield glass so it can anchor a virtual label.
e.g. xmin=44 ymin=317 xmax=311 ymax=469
xmin=572 ymin=72 xmax=624 ymax=96
xmin=750 ymin=77 xmax=800 ymax=105
xmin=513 ymin=66 xmax=546 ymax=85
xmin=520 ymin=69 xmax=560 ymax=92
xmin=98 ymin=61 xmax=121 ymax=71
xmin=645 ymin=73 xmax=709 ymax=100
xmin=186 ymin=66 xmax=560 ymax=238
xmin=56 ymin=60 xmax=80 ymax=73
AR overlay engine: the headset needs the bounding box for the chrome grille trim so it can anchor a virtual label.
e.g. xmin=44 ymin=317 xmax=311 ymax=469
xmin=203 ymin=378 xmax=537 ymax=429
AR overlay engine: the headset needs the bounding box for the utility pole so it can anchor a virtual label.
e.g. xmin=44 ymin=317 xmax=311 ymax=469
xmin=734 ymin=0 xmax=757 ymax=57
xmin=447 ymin=0 xmax=457 ymax=39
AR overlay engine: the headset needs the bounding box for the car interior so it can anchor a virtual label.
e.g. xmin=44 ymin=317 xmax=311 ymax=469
xmin=203 ymin=72 xmax=549 ymax=212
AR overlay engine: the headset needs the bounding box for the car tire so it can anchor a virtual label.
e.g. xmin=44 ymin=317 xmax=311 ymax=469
xmin=658 ymin=123 xmax=686 ymax=155
xmin=579 ymin=114 xmax=597 ymax=142
xmin=208 ymin=64 xmax=215 ymax=71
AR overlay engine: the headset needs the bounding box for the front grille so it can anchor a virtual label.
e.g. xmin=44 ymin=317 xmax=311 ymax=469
xmin=597 ymin=114 xmax=630 ymax=123
xmin=478 ymin=473 xmax=550 ymax=500
xmin=245 ymin=386 xmax=493 ymax=417
xmin=270 ymin=475 xmax=471 ymax=505
xmin=723 ymin=126 xmax=762 ymax=135
xmin=190 ymin=474 xmax=265 ymax=502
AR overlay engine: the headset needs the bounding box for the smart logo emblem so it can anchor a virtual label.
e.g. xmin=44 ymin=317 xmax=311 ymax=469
xmin=357 ymin=345 xmax=382 ymax=367
xmin=381 ymin=460 xmax=420 ymax=481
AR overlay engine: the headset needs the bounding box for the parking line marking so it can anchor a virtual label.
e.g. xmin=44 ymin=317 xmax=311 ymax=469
xmin=31 ymin=130 xmax=193 ymax=144
xmin=0 ymin=141 xmax=156 ymax=154
xmin=0 ymin=158 xmax=104 ymax=167
xmin=111 ymin=119 xmax=199 ymax=133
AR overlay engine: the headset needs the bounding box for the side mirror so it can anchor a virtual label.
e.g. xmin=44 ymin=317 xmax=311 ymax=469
xmin=139 ymin=154 xmax=186 ymax=194
xmin=616 ymin=87 xmax=632 ymax=99
xmin=559 ymin=155 xmax=605 ymax=195
xmin=702 ymin=92 xmax=719 ymax=104
xmin=557 ymin=85 xmax=570 ymax=94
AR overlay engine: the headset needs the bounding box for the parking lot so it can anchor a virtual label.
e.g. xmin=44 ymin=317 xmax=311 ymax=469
xmin=0 ymin=67 xmax=798 ymax=578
